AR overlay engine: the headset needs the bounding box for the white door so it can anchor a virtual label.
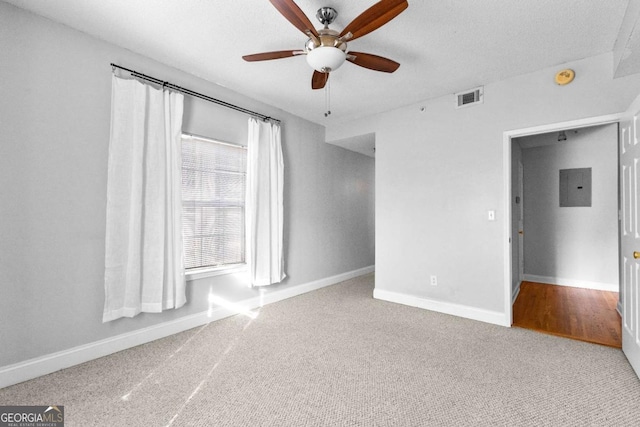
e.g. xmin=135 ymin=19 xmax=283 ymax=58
xmin=621 ymin=95 xmax=640 ymax=378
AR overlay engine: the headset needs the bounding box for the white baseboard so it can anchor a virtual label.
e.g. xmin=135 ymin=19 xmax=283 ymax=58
xmin=618 ymin=300 xmax=623 ymax=317
xmin=512 ymin=281 xmax=521 ymax=305
xmin=523 ymin=274 xmax=619 ymax=292
xmin=0 ymin=266 xmax=374 ymax=389
xmin=373 ymin=289 xmax=509 ymax=327
xmin=260 ymin=265 xmax=375 ymax=306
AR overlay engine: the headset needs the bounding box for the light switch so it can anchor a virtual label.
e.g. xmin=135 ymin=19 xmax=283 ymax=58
xmin=488 ymin=210 xmax=495 ymax=221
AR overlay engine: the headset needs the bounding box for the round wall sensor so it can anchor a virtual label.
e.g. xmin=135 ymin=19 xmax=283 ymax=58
xmin=555 ymin=69 xmax=575 ymax=85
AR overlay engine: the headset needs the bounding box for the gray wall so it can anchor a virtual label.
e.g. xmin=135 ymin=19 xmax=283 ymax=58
xmin=0 ymin=2 xmax=374 ymax=367
xmin=520 ymin=124 xmax=618 ymax=287
xmin=325 ymin=52 xmax=640 ymax=322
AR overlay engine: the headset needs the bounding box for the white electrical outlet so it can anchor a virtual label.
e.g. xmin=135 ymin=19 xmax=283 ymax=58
xmin=430 ymin=275 xmax=437 ymax=286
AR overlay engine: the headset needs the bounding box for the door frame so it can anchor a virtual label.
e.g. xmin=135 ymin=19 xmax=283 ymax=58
xmin=502 ymin=113 xmax=622 ymax=326
xmin=517 ymin=160 xmax=524 ymax=284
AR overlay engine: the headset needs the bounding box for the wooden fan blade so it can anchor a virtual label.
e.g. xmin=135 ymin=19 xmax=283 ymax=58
xmin=340 ymin=0 xmax=408 ymax=41
xmin=269 ymin=0 xmax=319 ymax=38
xmin=347 ymin=51 xmax=400 ymax=73
xmin=312 ymin=71 xmax=329 ymax=90
xmin=243 ymin=50 xmax=304 ymax=61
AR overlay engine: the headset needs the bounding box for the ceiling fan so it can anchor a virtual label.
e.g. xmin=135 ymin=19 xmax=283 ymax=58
xmin=242 ymin=0 xmax=409 ymax=90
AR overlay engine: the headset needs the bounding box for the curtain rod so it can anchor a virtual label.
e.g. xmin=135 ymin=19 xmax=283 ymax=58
xmin=110 ymin=63 xmax=280 ymax=124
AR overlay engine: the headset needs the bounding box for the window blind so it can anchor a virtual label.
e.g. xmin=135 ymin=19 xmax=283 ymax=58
xmin=181 ymin=135 xmax=247 ymax=270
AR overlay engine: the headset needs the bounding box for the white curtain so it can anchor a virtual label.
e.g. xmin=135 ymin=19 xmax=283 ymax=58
xmin=246 ymin=118 xmax=286 ymax=287
xmin=103 ymin=75 xmax=186 ymax=322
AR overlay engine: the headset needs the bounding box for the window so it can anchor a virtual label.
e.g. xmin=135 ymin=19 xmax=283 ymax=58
xmin=181 ymin=134 xmax=247 ymax=273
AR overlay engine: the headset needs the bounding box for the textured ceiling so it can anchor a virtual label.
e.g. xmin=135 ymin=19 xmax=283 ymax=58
xmin=2 ymin=0 xmax=631 ymax=128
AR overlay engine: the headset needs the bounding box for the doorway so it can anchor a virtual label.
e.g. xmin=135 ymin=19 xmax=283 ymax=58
xmin=509 ymin=124 xmax=621 ymax=346
xmin=502 ymin=114 xmax=622 ymax=328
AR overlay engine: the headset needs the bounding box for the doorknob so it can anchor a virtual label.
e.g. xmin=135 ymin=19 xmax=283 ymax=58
xmin=518 ymin=230 xmax=524 ymax=235
xmin=634 ymin=251 xmax=640 ymax=259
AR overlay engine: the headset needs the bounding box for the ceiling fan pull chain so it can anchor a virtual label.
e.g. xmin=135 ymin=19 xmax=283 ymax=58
xmin=325 ymin=77 xmax=331 ymax=117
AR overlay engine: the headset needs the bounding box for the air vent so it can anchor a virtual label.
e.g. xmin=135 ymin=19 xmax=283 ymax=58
xmin=455 ymin=86 xmax=484 ymax=109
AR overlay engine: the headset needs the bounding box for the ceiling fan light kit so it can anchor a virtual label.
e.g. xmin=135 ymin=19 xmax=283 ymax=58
xmin=306 ymin=46 xmax=346 ymax=73
xmin=243 ymin=0 xmax=409 ymax=91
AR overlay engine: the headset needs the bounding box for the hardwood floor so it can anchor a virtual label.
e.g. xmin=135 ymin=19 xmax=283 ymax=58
xmin=513 ymin=281 xmax=622 ymax=348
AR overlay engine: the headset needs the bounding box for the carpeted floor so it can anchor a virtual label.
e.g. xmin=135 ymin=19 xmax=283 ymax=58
xmin=1 ymin=273 xmax=640 ymax=426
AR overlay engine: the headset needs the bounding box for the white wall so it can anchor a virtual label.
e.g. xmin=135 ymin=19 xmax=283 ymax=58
xmin=0 ymin=2 xmax=374 ymax=370
xmin=327 ymin=52 xmax=640 ymax=325
xmin=519 ymin=124 xmax=618 ymax=290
